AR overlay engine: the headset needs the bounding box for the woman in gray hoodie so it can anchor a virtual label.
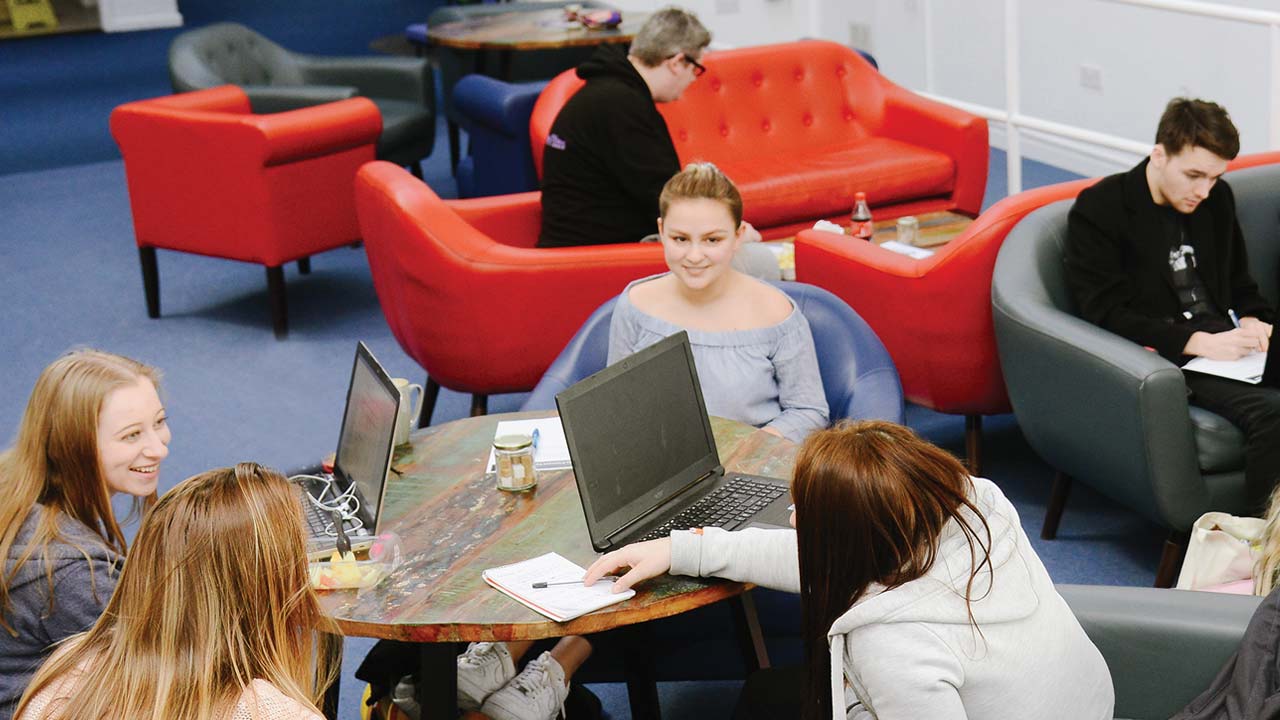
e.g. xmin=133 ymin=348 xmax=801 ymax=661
xmin=0 ymin=350 xmax=171 ymax=720
xmin=587 ymin=420 xmax=1114 ymax=719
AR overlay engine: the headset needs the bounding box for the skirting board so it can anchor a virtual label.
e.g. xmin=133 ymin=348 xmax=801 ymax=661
xmin=989 ymin=123 xmax=1147 ymax=179
xmin=100 ymin=9 xmax=182 ymax=32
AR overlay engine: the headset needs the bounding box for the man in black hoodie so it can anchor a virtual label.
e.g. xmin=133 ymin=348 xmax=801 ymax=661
xmin=538 ymin=7 xmax=710 ymax=249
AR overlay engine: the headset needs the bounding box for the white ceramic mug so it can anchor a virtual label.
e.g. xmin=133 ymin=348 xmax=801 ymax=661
xmin=391 ymin=378 xmax=425 ymax=446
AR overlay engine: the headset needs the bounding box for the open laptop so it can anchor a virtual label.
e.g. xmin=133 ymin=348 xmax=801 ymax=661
xmin=556 ymin=331 xmax=793 ymax=553
xmin=301 ymin=341 xmax=400 ymax=556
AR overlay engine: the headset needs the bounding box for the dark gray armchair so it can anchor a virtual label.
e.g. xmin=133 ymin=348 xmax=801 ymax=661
xmin=427 ymin=0 xmax=616 ymax=171
xmin=992 ymin=161 xmax=1280 ymax=587
xmin=1059 ymin=585 xmax=1260 ymax=720
xmin=169 ymin=22 xmax=435 ymax=176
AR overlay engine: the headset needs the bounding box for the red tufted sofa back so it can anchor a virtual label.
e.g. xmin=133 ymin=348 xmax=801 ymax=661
xmin=530 ymin=39 xmax=988 ymax=238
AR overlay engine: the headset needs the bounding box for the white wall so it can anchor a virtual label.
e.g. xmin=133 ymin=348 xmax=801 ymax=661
xmin=710 ymin=0 xmax=1278 ymax=176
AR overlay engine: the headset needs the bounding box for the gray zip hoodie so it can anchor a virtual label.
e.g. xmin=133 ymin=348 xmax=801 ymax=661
xmin=0 ymin=505 xmax=120 ymax=720
xmin=669 ymin=476 xmax=1114 ymax=719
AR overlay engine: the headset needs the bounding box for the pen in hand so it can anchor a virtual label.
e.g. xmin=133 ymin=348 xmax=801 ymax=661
xmin=1229 ymin=309 xmax=1242 ymax=329
xmin=532 ymin=576 xmax=616 ymax=589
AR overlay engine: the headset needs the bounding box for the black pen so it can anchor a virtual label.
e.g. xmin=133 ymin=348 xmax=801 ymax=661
xmin=531 ymin=576 xmax=615 ymax=589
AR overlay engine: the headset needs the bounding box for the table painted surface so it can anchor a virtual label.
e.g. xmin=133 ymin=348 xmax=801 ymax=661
xmin=317 ymin=411 xmax=798 ymax=643
xmin=426 ymin=8 xmax=648 ymax=51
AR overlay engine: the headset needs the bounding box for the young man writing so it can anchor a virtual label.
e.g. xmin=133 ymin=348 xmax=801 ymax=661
xmin=1065 ymin=97 xmax=1279 ymax=507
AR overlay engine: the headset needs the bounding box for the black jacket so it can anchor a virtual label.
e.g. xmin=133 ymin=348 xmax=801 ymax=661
xmin=1065 ymin=158 xmax=1272 ymax=364
xmin=1171 ymin=584 xmax=1280 ymax=720
xmin=538 ymin=45 xmax=680 ymax=248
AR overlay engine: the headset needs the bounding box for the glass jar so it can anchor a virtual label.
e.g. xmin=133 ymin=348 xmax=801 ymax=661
xmin=493 ymin=434 xmax=538 ymax=492
xmin=896 ymin=216 xmax=920 ymax=246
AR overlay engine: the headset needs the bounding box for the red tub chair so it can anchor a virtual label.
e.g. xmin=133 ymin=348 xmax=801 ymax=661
xmin=353 ymin=161 xmax=667 ymax=423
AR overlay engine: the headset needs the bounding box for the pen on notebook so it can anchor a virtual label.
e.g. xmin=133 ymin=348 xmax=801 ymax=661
xmin=1229 ymin=309 xmax=1242 ymax=329
xmin=532 ymin=576 xmax=615 ymax=589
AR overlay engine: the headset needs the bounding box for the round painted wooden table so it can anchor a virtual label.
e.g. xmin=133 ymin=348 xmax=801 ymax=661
xmin=317 ymin=410 xmax=797 ymax=718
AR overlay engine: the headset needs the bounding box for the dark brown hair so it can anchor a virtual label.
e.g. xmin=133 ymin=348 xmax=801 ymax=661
xmin=792 ymin=421 xmax=992 ymax=720
xmin=658 ymin=162 xmax=744 ymax=226
xmin=1155 ymin=97 xmax=1239 ymax=160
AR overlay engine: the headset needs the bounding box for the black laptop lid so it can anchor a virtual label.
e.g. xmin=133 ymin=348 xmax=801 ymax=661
xmin=333 ymin=342 xmax=400 ymax=530
xmin=556 ymin=331 xmax=720 ymax=549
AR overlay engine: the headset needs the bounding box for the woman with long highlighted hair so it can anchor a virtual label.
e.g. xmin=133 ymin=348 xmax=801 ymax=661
xmin=586 ymin=421 xmax=1114 ymax=719
xmin=15 ymin=462 xmax=338 ymax=720
xmin=0 ymin=350 xmax=170 ymax=720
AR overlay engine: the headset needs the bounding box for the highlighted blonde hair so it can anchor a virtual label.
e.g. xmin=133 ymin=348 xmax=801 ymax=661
xmin=658 ymin=162 xmax=744 ymax=226
xmin=0 ymin=349 xmax=160 ymax=634
xmin=15 ymin=463 xmax=339 ymax=720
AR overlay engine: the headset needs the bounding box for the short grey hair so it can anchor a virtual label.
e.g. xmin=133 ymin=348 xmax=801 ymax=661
xmin=629 ymin=6 xmax=711 ymax=67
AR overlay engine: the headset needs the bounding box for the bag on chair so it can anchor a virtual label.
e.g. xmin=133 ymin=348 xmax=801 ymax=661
xmin=1176 ymin=512 xmax=1265 ymax=591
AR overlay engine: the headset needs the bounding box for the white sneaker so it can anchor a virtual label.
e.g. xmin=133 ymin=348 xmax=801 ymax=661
xmin=456 ymin=642 xmax=517 ymax=711
xmin=479 ymin=651 xmax=569 ymax=720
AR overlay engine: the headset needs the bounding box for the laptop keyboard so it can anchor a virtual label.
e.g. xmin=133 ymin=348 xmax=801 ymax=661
xmin=636 ymin=476 xmax=786 ymax=542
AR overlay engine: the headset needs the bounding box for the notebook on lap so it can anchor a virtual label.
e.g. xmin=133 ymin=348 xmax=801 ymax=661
xmin=555 ymin=331 xmax=793 ymax=553
xmin=301 ymin=341 xmax=400 ymax=557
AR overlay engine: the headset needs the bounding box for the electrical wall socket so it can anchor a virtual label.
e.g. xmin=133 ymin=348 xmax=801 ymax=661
xmin=1079 ymin=64 xmax=1103 ymax=93
xmin=715 ymin=0 xmax=740 ymax=14
xmin=849 ymin=22 xmax=872 ymax=52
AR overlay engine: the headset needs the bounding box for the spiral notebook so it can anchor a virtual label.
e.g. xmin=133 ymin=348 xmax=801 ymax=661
xmin=482 ymin=552 xmax=634 ymax=622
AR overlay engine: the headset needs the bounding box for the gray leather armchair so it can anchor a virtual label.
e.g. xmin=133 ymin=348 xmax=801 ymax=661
xmin=169 ymin=22 xmax=435 ymax=176
xmin=428 ymin=0 xmax=616 ymax=171
xmin=992 ymin=161 xmax=1280 ymax=587
xmin=1059 ymin=585 xmax=1260 ymax=720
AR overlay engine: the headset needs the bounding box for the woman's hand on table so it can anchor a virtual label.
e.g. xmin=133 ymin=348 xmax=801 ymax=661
xmin=584 ymin=537 xmax=672 ymax=593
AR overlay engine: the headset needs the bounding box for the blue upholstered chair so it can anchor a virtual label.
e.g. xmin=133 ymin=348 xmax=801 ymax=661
xmin=520 ymin=281 xmax=905 ymax=424
xmin=454 ymin=75 xmax=549 ymax=198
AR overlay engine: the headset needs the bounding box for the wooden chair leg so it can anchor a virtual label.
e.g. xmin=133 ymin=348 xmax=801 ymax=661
xmin=265 ymin=265 xmax=288 ymax=339
xmin=470 ymin=394 xmax=488 ymax=417
xmin=1155 ymin=530 xmax=1190 ymax=588
xmin=964 ymin=414 xmax=982 ymax=475
xmin=139 ymin=246 xmax=160 ymax=318
xmin=297 ymin=256 xmax=311 ymax=275
xmin=1042 ymin=471 xmax=1072 ymax=540
xmin=448 ymin=120 xmax=461 ymax=173
xmin=418 ymin=377 xmax=441 ymax=428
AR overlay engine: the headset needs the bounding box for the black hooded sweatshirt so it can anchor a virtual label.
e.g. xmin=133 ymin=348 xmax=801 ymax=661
xmin=538 ymin=44 xmax=680 ymax=248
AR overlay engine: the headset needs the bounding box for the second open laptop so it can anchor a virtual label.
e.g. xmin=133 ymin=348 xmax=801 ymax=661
xmin=556 ymin=331 xmax=793 ymax=553
xmin=301 ymin=341 xmax=400 ymax=556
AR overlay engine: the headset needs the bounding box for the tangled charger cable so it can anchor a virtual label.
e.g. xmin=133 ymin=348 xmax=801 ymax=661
xmin=290 ymin=473 xmax=365 ymax=537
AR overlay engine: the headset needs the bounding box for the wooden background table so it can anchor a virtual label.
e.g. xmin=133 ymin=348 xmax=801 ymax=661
xmin=317 ymin=410 xmax=798 ymax=719
xmin=427 ymin=8 xmax=648 ymax=78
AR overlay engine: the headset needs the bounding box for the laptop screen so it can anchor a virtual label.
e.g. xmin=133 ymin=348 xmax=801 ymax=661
xmin=333 ymin=342 xmax=400 ymax=530
xmin=556 ymin=332 xmax=720 ymax=546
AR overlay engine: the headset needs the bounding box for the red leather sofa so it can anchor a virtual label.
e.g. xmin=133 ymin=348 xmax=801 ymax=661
xmin=110 ymin=85 xmax=382 ymax=338
xmin=354 ymin=161 xmax=667 ymax=422
xmin=530 ymin=39 xmax=989 ymax=239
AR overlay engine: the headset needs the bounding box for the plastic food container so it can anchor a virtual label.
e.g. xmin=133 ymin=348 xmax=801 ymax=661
xmin=309 ymin=532 xmax=402 ymax=590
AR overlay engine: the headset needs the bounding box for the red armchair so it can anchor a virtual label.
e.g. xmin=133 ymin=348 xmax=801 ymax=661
xmin=110 ymin=85 xmax=381 ymax=338
xmin=794 ymin=179 xmax=1097 ymax=469
xmin=530 ymin=39 xmax=988 ymax=239
xmin=353 ymin=161 xmax=667 ymax=423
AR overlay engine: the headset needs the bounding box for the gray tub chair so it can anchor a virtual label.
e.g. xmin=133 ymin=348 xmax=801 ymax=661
xmin=992 ymin=159 xmax=1280 ymax=587
xmin=169 ymin=22 xmax=435 ymax=176
xmin=1059 ymin=585 xmax=1260 ymax=720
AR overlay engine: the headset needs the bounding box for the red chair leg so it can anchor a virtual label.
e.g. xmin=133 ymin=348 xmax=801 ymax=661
xmin=965 ymin=414 xmax=982 ymax=475
xmin=418 ymin=377 xmax=440 ymax=428
xmin=139 ymin=246 xmax=160 ymax=318
xmin=470 ymin=394 xmax=488 ymax=417
xmin=265 ymin=265 xmax=288 ymax=339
